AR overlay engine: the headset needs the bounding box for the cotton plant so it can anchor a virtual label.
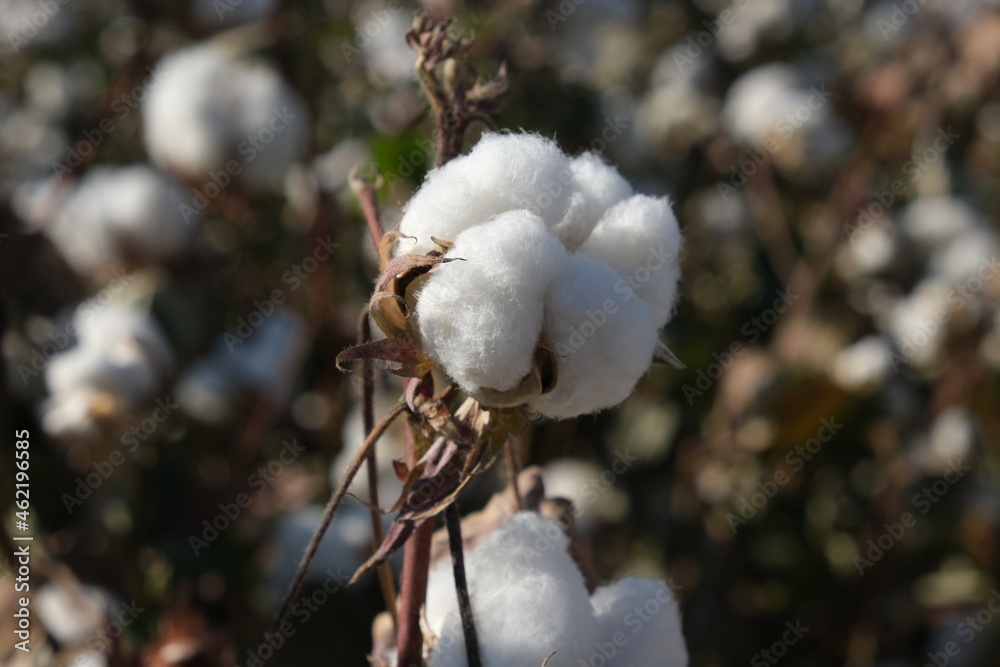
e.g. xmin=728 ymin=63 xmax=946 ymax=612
xmin=270 ymin=14 xmax=688 ymax=667
xmin=142 ymin=41 xmax=308 ymax=189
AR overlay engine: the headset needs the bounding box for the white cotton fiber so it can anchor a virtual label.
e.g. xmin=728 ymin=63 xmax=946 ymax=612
xmin=579 ymin=195 xmax=682 ymax=327
xmin=429 ymin=513 xmax=599 ymax=667
xmin=397 ymin=133 xmax=574 ymax=255
xmin=142 ymin=43 xmax=308 ymax=188
xmin=46 ymin=305 xmax=172 ymax=399
xmin=42 ymin=165 xmax=196 ymax=277
xmin=426 ymin=513 xmax=689 ymax=667
xmin=529 ymin=254 xmax=658 ymax=420
xmin=590 ymin=577 xmax=688 ymax=667
xmin=43 ymin=304 xmax=173 ymax=438
xmin=551 ymin=152 xmax=633 ymax=251
xmin=415 ymin=210 xmax=568 ymax=395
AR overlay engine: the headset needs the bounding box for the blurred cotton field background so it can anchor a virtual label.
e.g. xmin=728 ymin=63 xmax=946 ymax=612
xmin=1 ymin=0 xmax=1000 ymax=665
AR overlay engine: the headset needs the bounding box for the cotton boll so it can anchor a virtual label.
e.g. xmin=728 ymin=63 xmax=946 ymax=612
xmin=429 ymin=513 xmax=599 ymax=667
xmin=43 ymin=165 xmax=198 ymax=277
xmin=591 ymin=577 xmax=687 ymax=667
xmin=46 ymin=305 xmax=172 ymax=400
xmin=578 ymin=195 xmax=682 ymax=327
xmin=529 ymin=254 xmax=658 ymax=420
xmin=829 ymin=335 xmax=892 ymax=390
xmin=415 ymin=211 xmax=569 ymax=396
xmin=397 ymin=133 xmax=574 ymax=255
xmin=143 ymin=43 xmax=308 ymax=189
xmin=551 ymin=152 xmax=633 ymax=251
xmin=930 ymin=226 xmax=1000 ymax=284
xmin=900 ymin=197 xmax=983 ymax=250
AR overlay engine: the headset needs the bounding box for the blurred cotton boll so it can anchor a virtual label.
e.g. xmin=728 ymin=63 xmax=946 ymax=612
xmin=42 ymin=304 xmax=173 ymax=439
xmin=829 ymin=335 xmax=892 ymax=390
xmin=37 ymin=165 xmax=199 ymax=278
xmin=722 ymin=63 xmax=851 ymax=175
xmin=175 ymin=309 xmax=306 ymax=424
xmin=142 ymin=42 xmax=309 ymax=189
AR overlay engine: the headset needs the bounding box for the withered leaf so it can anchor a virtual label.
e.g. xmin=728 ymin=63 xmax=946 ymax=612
xmin=336 ymin=334 xmax=436 ymax=379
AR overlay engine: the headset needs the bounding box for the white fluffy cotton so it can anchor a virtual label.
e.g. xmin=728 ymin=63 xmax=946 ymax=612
xmin=397 ymin=133 xmax=575 ymax=256
xmin=552 ymin=152 xmax=634 ymax=250
xmin=425 ymin=513 xmax=687 ymax=667
xmin=402 ymin=132 xmax=683 ymax=418
xmin=416 ymin=211 xmax=568 ymax=395
xmin=43 ymin=304 xmax=173 ymax=437
xmin=41 ymin=165 xmax=197 ymax=277
xmin=579 ymin=195 xmax=683 ymax=327
xmin=142 ymin=43 xmax=308 ymax=188
xmin=528 ymin=254 xmax=658 ymax=420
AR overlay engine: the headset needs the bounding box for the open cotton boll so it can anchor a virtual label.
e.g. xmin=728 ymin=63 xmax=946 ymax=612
xmin=43 ymin=165 xmax=197 ymax=277
xmin=529 ymin=254 xmax=658 ymax=420
xmin=143 ymin=43 xmax=308 ymax=189
xmin=578 ymin=194 xmax=682 ymax=327
xmin=427 ymin=513 xmax=689 ymax=667
xmin=415 ymin=211 xmax=568 ymax=395
xmin=397 ymin=133 xmax=573 ymax=255
xmin=590 ymin=577 xmax=687 ymax=667
xmin=551 ymin=152 xmax=633 ymax=251
xmin=429 ymin=513 xmax=599 ymax=667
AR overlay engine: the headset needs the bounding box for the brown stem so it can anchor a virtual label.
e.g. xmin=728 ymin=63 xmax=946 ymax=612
xmin=397 ymin=405 xmax=435 ymax=667
xmin=263 ymin=402 xmax=408 ymax=662
xmin=505 ymin=440 xmax=524 ymax=511
xmin=358 ymin=313 xmax=400 ymax=627
xmin=397 ymin=511 xmax=435 ymax=667
xmin=445 ymin=503 xmax=482 ymax=667
xmin=349 ymin=167 xmax=384 ymax=249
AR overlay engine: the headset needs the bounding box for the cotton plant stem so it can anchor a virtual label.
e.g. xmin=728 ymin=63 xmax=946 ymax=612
xmin=445 ymin=503 xmax=482 ymax=667
xmin=506 ymin=439 xmax=524 ymax=511
xmin=359 ymin=313 xmax=399 ymax=627
xmin=263 ymin=402 xmax=408 ymax=663
xmin=397 ymin=408 xmax=435 ymax=667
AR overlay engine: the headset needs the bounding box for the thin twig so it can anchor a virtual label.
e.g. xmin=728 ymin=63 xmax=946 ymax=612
xmin=358 ymin=312 xmax=399 ymax=627
xmin=505 ymin=440 xmax=524 ymax=511
xmin=349 ymin=167 xmax=384 ymax=249
xmin=263 ymin=401 xmax=408 ymax=660
xmin=446 ymin=503 xmax=482 ymax=667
